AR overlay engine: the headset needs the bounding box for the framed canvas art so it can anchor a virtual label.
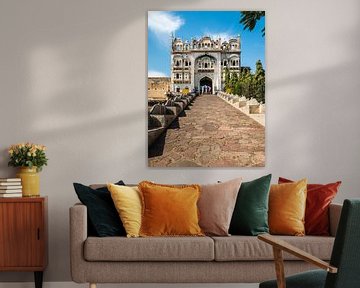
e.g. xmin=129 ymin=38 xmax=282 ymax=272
xmin=148 ymin=11 xmax=265 ymax=167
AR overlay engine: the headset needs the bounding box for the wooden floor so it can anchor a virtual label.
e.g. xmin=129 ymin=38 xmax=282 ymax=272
xmin=0 ymin=282 xmax=259 ymax=288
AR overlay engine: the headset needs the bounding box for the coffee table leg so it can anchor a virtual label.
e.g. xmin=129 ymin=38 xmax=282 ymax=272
xmin=34 ymin=271 xmax=43 ymax=288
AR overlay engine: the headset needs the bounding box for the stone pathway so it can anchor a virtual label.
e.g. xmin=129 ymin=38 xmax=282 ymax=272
xmin=148 ymin=94 xmax=265 ymax=167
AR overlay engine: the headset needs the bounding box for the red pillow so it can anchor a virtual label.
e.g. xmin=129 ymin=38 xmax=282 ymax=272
xmin=278 ymin=177 xmax=341 ymax=236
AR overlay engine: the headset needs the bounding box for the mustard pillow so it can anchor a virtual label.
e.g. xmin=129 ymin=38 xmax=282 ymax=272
xmin=138 ymin=181 xmax=204 ymax=237
xmin=269 ymin=179 xmax=307 ymax=236
xmin=107 ymin=183 xmax=142 ymax=238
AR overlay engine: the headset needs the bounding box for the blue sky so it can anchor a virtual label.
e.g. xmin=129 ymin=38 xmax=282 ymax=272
xmin=148 ymin=11 xmax=265 ymax=77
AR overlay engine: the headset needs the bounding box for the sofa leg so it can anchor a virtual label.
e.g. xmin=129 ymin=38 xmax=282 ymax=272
xmin=89 ymin=283 xmax=96 ymax=288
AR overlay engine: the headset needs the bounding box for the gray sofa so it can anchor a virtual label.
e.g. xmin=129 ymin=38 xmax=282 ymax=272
xmin=70 ymin=203 xmax=342 ymax=287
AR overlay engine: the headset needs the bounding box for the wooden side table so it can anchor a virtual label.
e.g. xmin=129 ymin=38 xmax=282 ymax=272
xmin=0 ymin=197 xmax=48 ymax=288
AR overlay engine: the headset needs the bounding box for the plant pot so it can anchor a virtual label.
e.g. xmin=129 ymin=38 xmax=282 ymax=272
xmin=16 ymin=167 xmax=40 ymax=197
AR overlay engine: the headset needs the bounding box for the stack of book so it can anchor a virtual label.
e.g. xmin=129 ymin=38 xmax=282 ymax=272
xmin=0 ymin=178 xmax=22 ymax=197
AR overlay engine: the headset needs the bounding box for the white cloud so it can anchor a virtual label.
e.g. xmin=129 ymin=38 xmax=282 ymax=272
xmin=148 ymin=11 xmax=184 ymax=46
xmin=148 ymin=70 xmax=168 ymax=77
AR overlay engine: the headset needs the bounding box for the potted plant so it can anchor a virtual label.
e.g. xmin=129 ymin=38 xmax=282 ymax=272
xmin=8 ymin=143 xmax=48 ymax=197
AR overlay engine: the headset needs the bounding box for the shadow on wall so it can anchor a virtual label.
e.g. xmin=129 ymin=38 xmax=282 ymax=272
xmin=267 ymin=10 xmax=360 ymax=193
xmin=0 ymin=0 xmax=206 ymax=283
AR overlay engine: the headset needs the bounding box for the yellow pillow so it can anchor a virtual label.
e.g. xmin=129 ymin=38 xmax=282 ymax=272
xmin=269 ymin=179 xmax=307 ymax=236
xmin=138 ymin=181 xmax=204 ymax=237
xmin=107 ymin=183 xmax=142 ymax=238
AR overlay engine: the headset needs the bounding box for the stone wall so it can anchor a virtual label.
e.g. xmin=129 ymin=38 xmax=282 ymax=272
xmin=217 ymin=92 xmax=265 ymax=126
xmin=148 ymin=93 xmax=197 ymax=146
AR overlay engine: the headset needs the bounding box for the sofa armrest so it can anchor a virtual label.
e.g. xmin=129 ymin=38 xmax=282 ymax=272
xmin=69 ymin=203 xmax=88 ymax=283
xmin=329 ymin=203 xmax=342 ymax=237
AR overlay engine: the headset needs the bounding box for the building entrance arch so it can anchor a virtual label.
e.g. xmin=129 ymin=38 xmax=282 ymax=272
xmin=199 ymin=77 xmax=213 ymax=94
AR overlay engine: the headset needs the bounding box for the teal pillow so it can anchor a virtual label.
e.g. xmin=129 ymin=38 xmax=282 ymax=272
xmin=229 ymin=174 xmax=272 ymax=236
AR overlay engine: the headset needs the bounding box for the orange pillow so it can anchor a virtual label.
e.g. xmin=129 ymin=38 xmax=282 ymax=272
xmin=138 ymin=181 xmax=204 ymax=236
xmin=278 ymin=177 xmax=341 ymax=235
xmin=269 ymin=179 xmax=307 ymax=236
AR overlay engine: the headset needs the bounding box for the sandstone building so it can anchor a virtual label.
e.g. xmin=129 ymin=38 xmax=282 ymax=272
xmin=148 ymin=77 xmax=171 ymax=100
xmin=171 ymin=36 xmax=241 ymax=94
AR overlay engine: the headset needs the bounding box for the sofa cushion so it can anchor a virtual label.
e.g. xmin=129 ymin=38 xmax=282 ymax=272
xmin=269 ymin=179 xmax=307 ymax=236
xmin=199 ymin=178 xmax=242 ymax=236
xmin=84 ymin=236 xmax=214 ymax=261
xmin=212 ymin=236 xmax=334 ymax=261
xmin=229 ymin=174 xmax=271 ymax=236
xmin=107 ymin=184 xmax=142 ymax=238
xmin=279 ymin=177 xmax=341 ymax=236
xmin=73 ymin=181 xmax=126 ymax=237
xmin=139 ymin=181 xmax=203 ymax=237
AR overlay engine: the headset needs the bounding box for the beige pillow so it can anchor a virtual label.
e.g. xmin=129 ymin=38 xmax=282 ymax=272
xmin=198 ymin=178 xmax=242 ymax=236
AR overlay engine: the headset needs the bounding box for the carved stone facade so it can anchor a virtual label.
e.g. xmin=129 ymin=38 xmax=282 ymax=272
xmin=171 ymin=36 xmax=241 ymax=94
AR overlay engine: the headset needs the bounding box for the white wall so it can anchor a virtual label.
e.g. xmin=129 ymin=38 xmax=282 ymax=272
xmin=0 ymin=0 xmax=359 ymax=283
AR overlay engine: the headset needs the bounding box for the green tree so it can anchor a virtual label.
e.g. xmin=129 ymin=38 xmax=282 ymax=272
xmin=230 ymin=72 xmax=238 ymax=93
xmin=253 ymin=60 xmax=265 ymax=103
xmin=240 ymin=11 xmax=265 ymax=36
xmin=224 ymin=67 xmax=231 ymax=92
xmin=239 ymin=70 xmax=254 ymax=99
xmin=234 ymin=81 xmax=241 ymax=96
xmin=236 ymin=71 xmax=245 ymax=97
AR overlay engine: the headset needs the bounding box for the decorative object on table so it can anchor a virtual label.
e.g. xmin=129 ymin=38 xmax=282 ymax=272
xmin=8 ymin=143 xmax=48 ymax=197
xmin=0 ymin=178 xmax=22 ymax=197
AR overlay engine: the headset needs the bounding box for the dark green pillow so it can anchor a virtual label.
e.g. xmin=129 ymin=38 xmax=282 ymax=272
xmin=229 ymin=174 xmax=272 ymax=236
xmin=73 ymin=181 xmax=126 ymax=237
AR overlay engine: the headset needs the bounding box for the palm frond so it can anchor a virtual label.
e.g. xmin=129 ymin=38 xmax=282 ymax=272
xmin=240 ymin=11 xmax=265 ymax=36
